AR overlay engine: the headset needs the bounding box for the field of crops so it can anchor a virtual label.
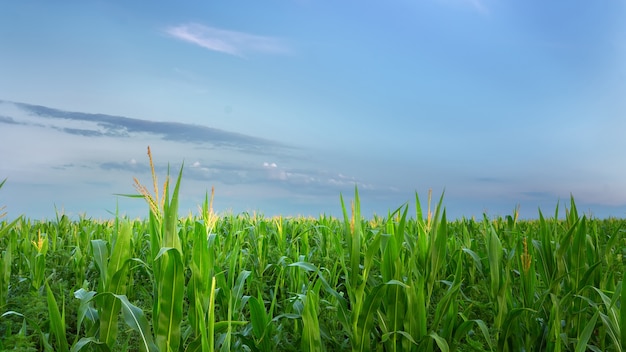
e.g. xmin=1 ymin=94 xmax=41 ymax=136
xmin=1 ymin=160 xmax=625 ymax=351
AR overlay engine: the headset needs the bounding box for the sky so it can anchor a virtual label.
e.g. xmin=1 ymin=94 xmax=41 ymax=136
xmin=1 ymin=0 xmax=625 ymax=220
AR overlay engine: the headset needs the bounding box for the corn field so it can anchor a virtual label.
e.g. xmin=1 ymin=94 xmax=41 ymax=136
xmin=0 ymin=155 xmax=625 ymax=351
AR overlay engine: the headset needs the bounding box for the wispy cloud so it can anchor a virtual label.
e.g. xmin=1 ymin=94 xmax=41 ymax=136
xmin=0 ymin=115 xmax=19 ymax=124
xmin=5 ymin=100 xmax=286 ymax=151
xmin=165 ymin=23 xmax=289 ymax=57
xmin=439 ymin=0 xmax=489 ymax=15
xmin=466 ymin=0 xmax=489 ymax=14
xmin=1 ymin=99 xmax=404 ymax=218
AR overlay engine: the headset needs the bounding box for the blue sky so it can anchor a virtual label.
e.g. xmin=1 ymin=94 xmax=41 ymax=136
xmin=1 ymin=0 xmax=625 ymax=220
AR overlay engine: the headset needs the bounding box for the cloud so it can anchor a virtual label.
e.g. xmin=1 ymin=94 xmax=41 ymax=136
xmin=4 ymin=100 xmax=286 ymax=152
xmin=96 ymin=156 xmax=394 ymax=198
xmin=466 ymin=0 xmax=489 ymax=14
xmin=258 ymin=162 xmax=395 ymax=195
xmin=62 ymin=128 xmax=105 ymax=137
xmin=0 ymin=115 xmax=19 ymax=124
xmin=165 ymin=23 xmax=289 ymax=57
xmin=439 ymin=0 xmax=489 ymax=15
xmin=1 ymin=99 xmax=407 ymax=218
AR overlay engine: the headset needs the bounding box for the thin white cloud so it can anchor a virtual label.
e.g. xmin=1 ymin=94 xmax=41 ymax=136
xmin=466 ymin=0 xmax=488 ymax=15
xmin=166 ymin=23 xmax=289 ymax=57
xmin=438 ymin=0 xmax=489 ymax=15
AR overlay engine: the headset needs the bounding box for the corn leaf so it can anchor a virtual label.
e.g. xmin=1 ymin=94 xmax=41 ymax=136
xmin=74 ymin=288 xmax=98 ymax=337
xmin=91 ymin=239 xmax=109 ymax=286
xmin=154 ymin=247 xmax=185 ymax=352
xmin=301 ymin=281 xmax=323 ymax=352
xmin=115 ymin=293 xmax=158 ymax=352
xmin=70 ymin=337 xmax=109 ymax=352
xmin=621 ymin=270 xmax=626 ymax=350
xmin=428 ymin=331 xmax=449 ymax=352
xmin=248 ymin=296 xmax=269 ymax=340
xmin=575 ymin=311 xmax=599 ymax=352
xmin=46 ymin=282 xmax=69 ymax=352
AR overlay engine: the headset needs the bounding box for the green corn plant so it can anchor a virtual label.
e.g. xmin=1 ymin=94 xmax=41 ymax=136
xmin=73 ymin=287 xmax=99 ymax=342
xmin=0 ymin=178 xmax=21 ymax=315
xmin=246 ymin=244 xmax=290 ymax=351
xmin=431 ymin=250 xmax=463 ymax=351
xmin=301 ymin=279 xmax=323 ymax=352
xmin=73 ymin=290 xmax=157 ymax=352
xmin=483 ymin=216 xmax=507 ymax=331
xmin=515 ymin=234 xmax=542 ymax=351
xmin=534 ymin=209 xmax=558 ymax=295
xmin=339 ymin=188 xmax=369 ymax=351
xmin=90 ymin=220 xmax=133 ymax=349
xmin=31 ymin=231 xmax=48 ymax=290
xmin=287 ymin=259 xmax=348 ymax=350
xmin=1 ymin=309 xmax=55 ymax=351
xmin=45 ymin=282 xmax=69 ymax=352
xmin=216 ymin=269 xmax=251 ymax=351
xmin=379 ymin=205 xmax=411 ymax=352
xmin=586 ymin=278 xmax=624 ymax=351
xmin=413 ymin=190 xmax=430 ymax=271
xmin=132 ymin=147 xmax=185 ymax=352
xmin=426 ymin=194 xmax=448 ymax=304
xmin=207 ymin=276 xmax=218 ymax=352
xmin=621 ymin=269 xmax=626 ymax=350
xmin=4 ymin=165 xmax=626 ymax=351
xmin=404 ymin=274 xmax=427 ymax=349
xmin=338 ymin=187 xmax=412 ymax=352
xmin=247 ymin=291 xmax=273 ymax=351
xmin=205 ymin=212 xmax=252 ymax=351
xmin=381 ymin=203 xmax=463 ymax=352
xmin=598 ymin=220 xmax=624 ymax=292
xmin=0 ymin=228 xmax=17 ymax=316
xmin=0 ymin=247 xmax=10 ymax=316
xmin=186 ymin=188 xmax=217 ymax=350
xmin=412 ymin=190 xmax=452 ymax=349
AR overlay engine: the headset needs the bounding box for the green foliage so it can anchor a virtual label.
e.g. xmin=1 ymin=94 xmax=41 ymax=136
xmin=0 ymin=168 xmax=624 ymax=351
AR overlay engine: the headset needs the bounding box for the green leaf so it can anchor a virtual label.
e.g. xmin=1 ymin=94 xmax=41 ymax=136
xmin=91 ymin=240 xmax=109 ymax=285
xmin=301 ymin=282 xmax=323 ymax=352
xmin=429 ymin=331 xmax=449 ymax=352
xmin=208 ymin=276 xmax=217 ymax=352
xmin=575 ymin=312 xmax=599 ymax=352
xmin=162 ymin=163 xmax=184 ymax=251
xmin=115 ymin=294 xmax=158 ymax=352
xmin=288 ymin=261 xmax=318 ymax=272
xmin=498 ymin=308 xmax=534 ymax=351
xmin=107 ymin=221 xmax=132 ymax=286
xmin=70 ymin=337 xmax=110 ymax=352
xmin=74 ymin=288 xmax=98 ymax=337
xmin=621 ymin=270 xmax=626 ymax=350
xmin=248 ymin=296 xmax=269 ymax=340
xmin=154 ymin=247 xmax=185 ymax=352
xmin=46 ymin=282 xmax=69 ymax=352
xmin=356 ymin=280 xmax=407 ymax=352
xmin=214 ymin=320 xmax=248 ymax=334
xmin=232 ymin=270 xmax=252 ymax=312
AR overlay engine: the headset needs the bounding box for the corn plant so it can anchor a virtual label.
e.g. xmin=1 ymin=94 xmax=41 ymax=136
xmin=1 ymin=162 xmax=625 ymax=351
xmin=93 ymin=220 xmax=132 ymax=348
xmin=185 ymin=188 xmax=217 ymax=351
xmin=130 ymin=146 xmax=185 ymax=352
xmin=0 ymin=179 xmax=21 ymax=316
xmin=45 ymin=282 xmax=69 ymax=352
